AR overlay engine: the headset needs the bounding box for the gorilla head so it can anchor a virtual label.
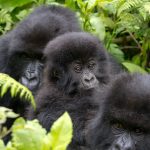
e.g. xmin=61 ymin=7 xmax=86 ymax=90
xmin=87 ymin=73 xmax=150 ymax=150
xmin=1 ymin=5 xmax=80 ymax=93
xmin=43 ymin=32 xmax=109 ymax=96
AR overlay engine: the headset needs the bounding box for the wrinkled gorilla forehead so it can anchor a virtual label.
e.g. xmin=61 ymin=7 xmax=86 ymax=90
xmin=45 ymin=32 xmax=107 ymax=65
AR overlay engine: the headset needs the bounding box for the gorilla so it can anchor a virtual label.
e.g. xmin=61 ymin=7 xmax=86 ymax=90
xmin=27 ymin=32 xmax=121 ymax=149
xmin=87 ymin=73 xmax=150 ymax=150
xmin=0 ymin=5 xmax=80 ymax=115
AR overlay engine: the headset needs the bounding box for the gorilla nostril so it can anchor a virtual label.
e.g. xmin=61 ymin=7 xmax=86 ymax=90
xmin=84 ymin=78 xmax=90 ymax=83
xmin=84 ymin=76 xmax=95 ymax=83
xmin=91 ymin=76 xmax=94 ymax=81
xmin=114 ymin=144 xmax=121 ymax=150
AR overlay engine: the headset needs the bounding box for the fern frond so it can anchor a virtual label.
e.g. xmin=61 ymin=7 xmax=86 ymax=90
xmin=117 ymin=0 xmax=142 ymax=15
xmin=139 ymin=2 xmax=150 ymax=20
xmin=0 ymin=73 xmax=35 ymax=109
xmin=143 ymin=2 xmax=150 ymax=14
xmin=118 ymin=12 xmax=142 ymax=31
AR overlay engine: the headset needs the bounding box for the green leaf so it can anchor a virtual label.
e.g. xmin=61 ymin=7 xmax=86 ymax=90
xmin=50 ymin=112 xmax=73 ymax=150
xmin=11 ymin=118 xmax=47 ymax=150
xmin=108 ymin=43 xmax=124 ymax=62
xmin=132 ymin=54 xmax=141 ymax=65
xmin=122 ymin=62 xmax=147 ymax=73
xmin=65 ymin=0 xmax=76 ymax=10
xmin=0 ymin=73 xmax=35 ymax=109
xmin=0 ymin=0 xmax=34 ymax=9
xmin=0 ymin=140 xmax=5 ymax=150
xmin=1 ymin=81 xmax=10 ymax=97
xmin=0 ymin=107 xmax=18 ymax=124
xmin=90 ymin=15 xmax=105 ymax=41
xmin=87 ymin=0 xmax=97 ymax=11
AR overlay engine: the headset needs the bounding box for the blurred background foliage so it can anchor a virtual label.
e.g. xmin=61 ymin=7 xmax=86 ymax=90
xmin=0 ymin=0 xmax=150 ymax=73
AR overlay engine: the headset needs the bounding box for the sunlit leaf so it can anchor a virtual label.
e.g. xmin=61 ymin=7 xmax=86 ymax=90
xmin=49 ymin=112 xmax=73 ymax=150
xmin=122 ymin=62 xmax=147 ymax=73
xmin=0 ymin=140 xmax=5 ymax=150
xmin=0 ymin=0 xmax=34 ymax=9
xmin=90 ymin=15 xmax=105 ymax=41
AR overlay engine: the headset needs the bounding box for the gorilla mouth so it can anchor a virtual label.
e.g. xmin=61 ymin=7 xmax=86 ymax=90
xmin=81 ymin=80 xmax=99 ymax=90
xmin=20 ymin=76 xmax=40 ymax=91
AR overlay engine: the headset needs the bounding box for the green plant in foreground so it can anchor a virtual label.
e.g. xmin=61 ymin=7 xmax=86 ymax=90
xmin=0 ymin=73 xmax=35 ymax=109
xmin=0 ymin=112 xmax=73 ymax=150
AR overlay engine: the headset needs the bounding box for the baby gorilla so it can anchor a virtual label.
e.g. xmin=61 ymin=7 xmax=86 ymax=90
xmin=28 ymin=32 xmax=111 ymax=149
xmin=87 ymin=73 xmax=150 ymax=150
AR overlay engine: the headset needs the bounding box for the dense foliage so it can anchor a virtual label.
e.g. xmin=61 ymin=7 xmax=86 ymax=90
xmin=0 ymin=112 xmax=73 ymax=150
xmin=0 ymin=0 xmax=150 ymax=73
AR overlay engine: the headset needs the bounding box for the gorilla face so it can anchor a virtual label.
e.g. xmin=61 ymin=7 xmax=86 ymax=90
xmin=44 ymin=32 xmax=109 ymax=96
xmin=69 ymin=58 xmax=99 ymax=90
xmin=7 ymin=50 xmax=44 ymax=92
xmin=87 ymin=73 xmax=150 ymax=150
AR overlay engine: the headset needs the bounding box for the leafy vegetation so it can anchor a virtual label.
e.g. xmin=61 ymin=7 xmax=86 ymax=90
xmin=0 ymin=112 xmax=73 ymax=150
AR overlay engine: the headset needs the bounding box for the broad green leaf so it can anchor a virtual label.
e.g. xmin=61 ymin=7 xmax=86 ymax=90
xmin=11 ymin=118 xmax=47 ymax=150
xmin=65 ymin=0 xmax=76 ymax=10
xmin=90 ymin=15 xmax=105 ymax=41
xmin=50 ymin=112 xmax=73 ymax=150
xmin=108 ymin=43 xmax=124 ymax=62
xmin=0 ymin=140 xmax=5 ymax=150
xmin=41 ymin=136 xmax=51 ymax=150
xmin=0 ymin=0 xmax=34 ymax=9
xmin=122 ymin=62 xmax=147 ymax=73
xmin=132 ymin=54 xmax=141 ymax=65
xmin=0 ymin=107 xmax=18 ymax=124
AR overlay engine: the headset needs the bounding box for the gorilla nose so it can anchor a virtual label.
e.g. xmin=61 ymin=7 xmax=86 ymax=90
xmin=112 ymin=135 xmax=135 ymax=150
xmin=84 ymin=75 xmax=95 ymax=83
xmin=26 ymin=71 xmax=37 ymax=80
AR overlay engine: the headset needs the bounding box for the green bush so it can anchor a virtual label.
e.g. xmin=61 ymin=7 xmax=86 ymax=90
xmin=0 ymin=112 xmax=73 ymax=150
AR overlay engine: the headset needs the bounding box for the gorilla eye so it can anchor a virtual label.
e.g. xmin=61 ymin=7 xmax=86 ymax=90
xmin=134 ymin=128 xmax=144 ymax=134
xmin=74 ymin=64 xmax=82 ymax=73
xmin=112 ymin=123 xmax=124 ymax=129
xmin=40 ymin=56 xmax=46 ymax=63
xmin=88 ymin=60 xmax=96 ymax=70
xmin=21 ymin=53 xmax=29 ymax=59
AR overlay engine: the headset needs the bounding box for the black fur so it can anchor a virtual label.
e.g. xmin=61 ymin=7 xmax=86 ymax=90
xmin=87 ymin=73 xmax=150 ymax=150
xmin=27 ymin=32 xmax=121 ymax=149
xmin=0 ymin=5 xmax=80 ymax=130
